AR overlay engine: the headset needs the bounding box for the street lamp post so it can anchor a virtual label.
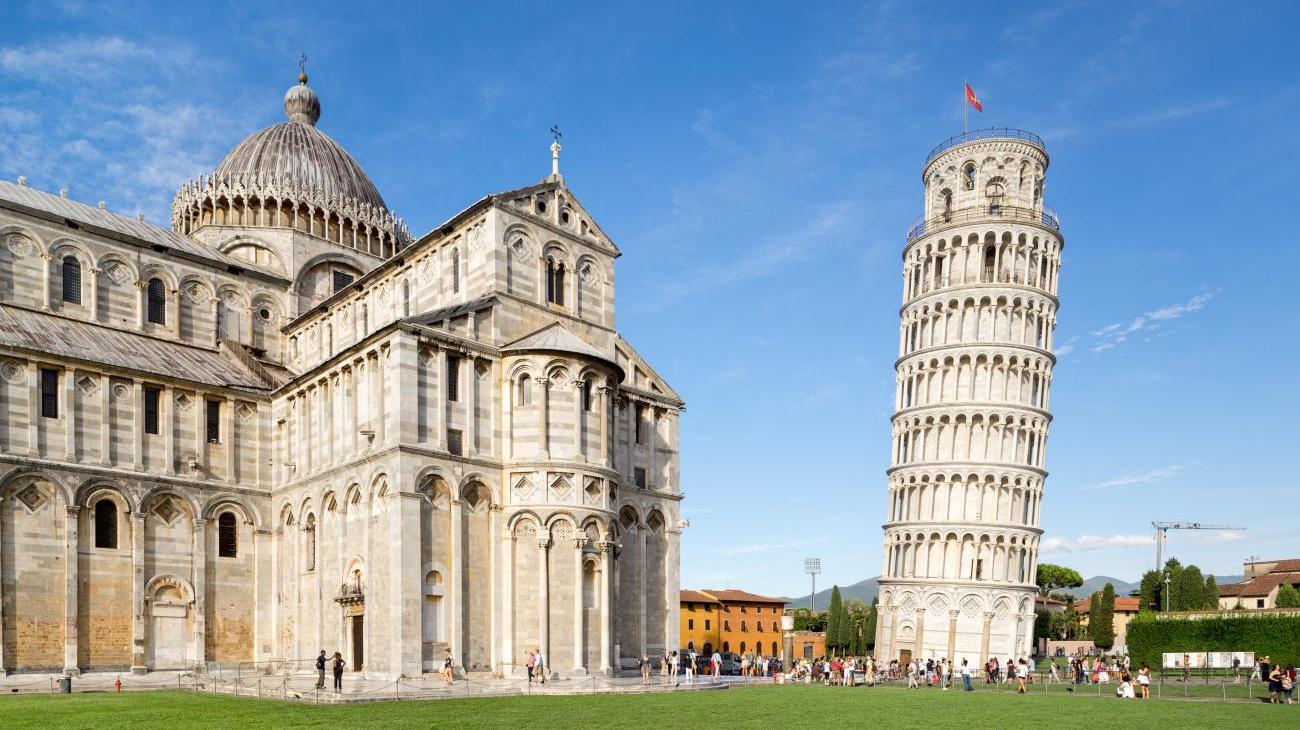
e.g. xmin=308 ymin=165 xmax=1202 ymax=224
xmin=804 ymin=558 xmax=821 ymax=614
xmin=1163 ymin=571 xmax=1171 ymax=612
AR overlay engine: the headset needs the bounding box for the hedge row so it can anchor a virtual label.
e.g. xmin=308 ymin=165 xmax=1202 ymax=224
xmin=1127 ymin=612 xmax=1300 ymax=669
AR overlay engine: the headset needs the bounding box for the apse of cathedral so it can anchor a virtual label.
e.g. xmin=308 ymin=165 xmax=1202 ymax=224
xmin=0 ymin=70 xmax=683 ymax=678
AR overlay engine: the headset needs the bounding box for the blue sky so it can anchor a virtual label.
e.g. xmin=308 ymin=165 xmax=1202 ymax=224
xmin=2 ymin=1 xmax=1297 ymax=596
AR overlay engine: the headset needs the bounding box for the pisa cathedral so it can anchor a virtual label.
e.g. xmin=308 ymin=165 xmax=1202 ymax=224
xmin=0 ymin=72 xmax=683 ymax=677
xmin=875 ymin=130 xmax=1062 ymax=665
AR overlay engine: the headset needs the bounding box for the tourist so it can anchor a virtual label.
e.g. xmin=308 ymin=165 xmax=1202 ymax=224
xmin=1268 ymin=663 xmax=1283 ymax=704
xmin=526 ymin=651 xmax=536 ymax=683
xmin=536 ymin=648 xmax=547 ymax=684
xmin=1283 ymin=664 xmax=1295 ymax=704
xmin=1138 ymin=662 xmax=1151 ymax=699
xmin=1117 ymin=672 xmax=1135 ymax=699
xmin=711 ymin=649 xmax=721 ymax=681
xmin=1098 ymin=657 xmax=1110 ymax=685
xmin=1232 ymin=655 xmax=1242 ymax=684
xmin=441 ymin=648 xmax=455 ymax=685
xmin=331 ymin=651 xmax=346 ymax=693
xmin=961 ymin=659 xmax=972 ymax=691
xmin=670 ymin=650 xmax=680 ymax=687
xmin=639 ymin=652 xmax=651 ymax=685
xmin=315 ymin=650 xmax=327 ymax=689
xmin=1048 ymin=658 xmax=1060 ymax=684
xmin=846 ymin=656 xmax=856 ymax=687
xmin=907 ymin=660 xmax=919 ymax=688
xmin=1016 ymin=658 xmax=1028 ymax=694
xmin=940 ymin=658 xmax=950 ymax=690
xmin=685 ymin=649 xmax=696 ymax=684
xmin=1260 ymin=656 xmax=1272 ymax=688
xmin=1182 ymin=653 xmax=1190 ymax=683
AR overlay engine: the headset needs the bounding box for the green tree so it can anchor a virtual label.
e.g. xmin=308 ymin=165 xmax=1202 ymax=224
xmin=1088 ymin=592 xmax=1101 ymax=643
xmin=864 ymin=597 xmax=878 ymax=651
xmin=1036 ymin=563 xmax=1084 ymax=597
xmin=1204 ymin=575 xmax=1219 ymax=611
xmin=1034 ymin=609 xmax=1052 ymax=641
xmin=1092 ymin=583 xmax=1116 ymax=649
xmin=1277 ymin=584 xmax=1300 ymax=608
xmin=1174 ymin=565 xmax=1206 ymax=611
xmin=826 ymin=586 xmax=843 ymax=654
xmin=835 ymin=595 xmax=853 ymax=652
xmin=1139 ymin=570 xmax=1162 ymax=612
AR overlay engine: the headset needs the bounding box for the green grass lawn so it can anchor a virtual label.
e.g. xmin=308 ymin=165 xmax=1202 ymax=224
xmin=0 ymin=685 xmax=1289 ymax=729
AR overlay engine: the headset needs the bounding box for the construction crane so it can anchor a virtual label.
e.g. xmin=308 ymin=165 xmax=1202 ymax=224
xmin=1152 ymin=521 xmax=1246 ymax=571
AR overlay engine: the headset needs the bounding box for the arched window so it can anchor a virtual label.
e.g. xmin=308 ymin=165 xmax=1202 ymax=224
xmin=94 ymin=499 xmax=117 ymax=549
xmin=983 ymin=246 xmax=996 ymax=282
xmin=722 ymin=641 xmax=730 ymax=653
xmin=518 ymin=374 xmax=532 ymax=406
xmin=451 ymin=249 xmax=461 ymax=293
xmin=218 ymin=512 xmax=238 ymax=557
xmin=941 ymin=189 xmax=953 ymax=221
xmin=581 ymin=380 xmax=593 ymax=412
xmin=771 ymin=641 xmax=778 ymax=656
xmin=546 ymin=256 xmax=566 ymax=306
xmin=62 ymin=256 xmax=82 ymax=304
xmin=963 ymin=163 xmax=976 ymax=191
xmin=146 ymin=277 xmax=166 ymax=324
xmin=739 ymin=641 xmax=747 ymax=654
xmin=986 ymin=182 xmax=1005 ymax=215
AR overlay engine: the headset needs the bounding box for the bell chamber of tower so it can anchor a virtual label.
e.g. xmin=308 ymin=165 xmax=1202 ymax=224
xmin=874 ymin=128 xmax=1064 ymax=667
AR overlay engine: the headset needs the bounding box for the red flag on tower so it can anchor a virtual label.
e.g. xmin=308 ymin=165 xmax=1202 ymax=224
xmin=965 ymin=82 xmax=983 ymax=112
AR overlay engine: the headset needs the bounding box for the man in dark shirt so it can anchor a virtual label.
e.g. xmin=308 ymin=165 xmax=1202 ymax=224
xmin=315 ymin=650 xmax=327 ymax=689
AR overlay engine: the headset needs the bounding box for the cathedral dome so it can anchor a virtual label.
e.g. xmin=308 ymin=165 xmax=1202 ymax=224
xmin=210 ymin=73 xmax=386 ymax=211
xmin=172 ymin=70 xmax=409 ymax=255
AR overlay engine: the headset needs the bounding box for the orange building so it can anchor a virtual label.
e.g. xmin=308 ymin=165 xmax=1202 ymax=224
xmin=679 ymin=589 xmax=786 ymax=657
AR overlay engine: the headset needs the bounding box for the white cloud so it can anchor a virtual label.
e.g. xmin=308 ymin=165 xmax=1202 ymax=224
xmin=1041 ymin=534 xmax=1153 ymax=554
xmin=1111 ymin=98 xmax=1232 ymax=129
xmin=718 ymin=538 xmax=826 ymax=558
xmin=1083 ymin=464 xmax=1187 ymax=490
xmin=1083 ymin=291 xmax=1216 ymax=355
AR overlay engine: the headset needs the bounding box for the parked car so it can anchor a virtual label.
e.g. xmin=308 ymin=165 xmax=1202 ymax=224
xmin=718 ymin=652 xmax=743 ymax=675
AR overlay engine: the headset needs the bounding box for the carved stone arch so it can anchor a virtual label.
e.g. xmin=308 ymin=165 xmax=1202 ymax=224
xmin=0 ymin=223 xmax=44 ymax=251
xmin=617 ymin=504 xmax=639 ymax=529
xmin=139 ymin=262 xmax=179 ymax=291
xmin=511 ymin=513 xmax=540 ymax=538
xmin=343 ymin=482 xmax=366 ymax=513
xmin=47 ymin=236 xmax=94 ymax=268
xmin=202 ymin=495 xmax=259 ymax=527
xmin=279 ymin=502 xmax=296 ymax=527
xmin=96 ymin=252 xmax=139 ymax=286
xmin=292 ymin=251 xmax=365 ymax=296
xmin=542 ymin=239 xmax=572 ymax=265
xmin=927 ymin=593 xmax=951 ymax=613
xmin=506 ymin=359 xmax=537 ymax=381
xmin=458 ymin=471 xmax=498 ymax=505
xmin=645 ymin=509 xmax=666 ymax=532
xmin=141 ymin=488 xmax=198 ymax=521
xmin=144 ymin=574 xmax=195 ymax=604
xmin=73 ymin=477 xmax=135 ymax=511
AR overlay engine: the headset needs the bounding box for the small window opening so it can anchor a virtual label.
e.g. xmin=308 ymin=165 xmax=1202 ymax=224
xmin=218 ymin=512 xmax=238 ymax=557
xmin=94 ymin=499 xmax=118 ymax=549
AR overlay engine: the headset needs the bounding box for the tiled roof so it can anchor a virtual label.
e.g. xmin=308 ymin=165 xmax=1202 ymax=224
xmin=503 ymin=322 xmax=618 ymax=368
xmin=1074 ymin=595 xmax=1142 ymax=613
xmin=0 ymin=180 xmax=280 ymax=279
xmin=0 ymin=305 xmax=272 ymax=392
xmin=680 ymin=590 xmax=719 ymax=604
xmin=702 ymin=589 xmax=787 ymax=605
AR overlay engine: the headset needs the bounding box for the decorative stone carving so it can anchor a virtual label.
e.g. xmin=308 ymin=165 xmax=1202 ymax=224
xmin=76 ymin=375 xmax=98 ymax=395
xmin=0 ymin=360 xmax=24 ymax=384
xmin=5 ymin=233 xmax=32 ymax=257
xmin=106 ymin=263 xmax=130 ymax=285
xmin=110 ymin=382 xmax=132 ymax=402
xmin=15 ymin=483 xmax=47 ymax=511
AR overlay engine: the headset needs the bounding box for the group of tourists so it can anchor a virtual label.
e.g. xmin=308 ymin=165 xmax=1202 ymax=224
xmin=524 ymin=649 xmax=548 ymax=684
xmin=313 ymin=650 xmax=348 ymax=692
xmin=1261 ymin=656 xmax=1297 ymax=704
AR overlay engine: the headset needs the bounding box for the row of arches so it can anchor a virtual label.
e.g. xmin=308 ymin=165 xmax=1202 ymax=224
xmin=897 ymin=353 xmax=1053 ymax=410
xmin=505 ymin=229 xmax=610 ymax=326
xmin=892 ymin=412 xmax=1049 ymax=469
xmin=1 ymin=228 xmax=286 ymax=357
xmin=926 ymin=152 xmax=1044 ymax=214
xmin=884 ymin=530 xmax=1039 ymax=584
xmin=904 ymin=230 xmax=1060 ymax=301
xmin=507 ymin=356 xmax=615 ymax=464
xmin=174 ymin=188 xmax=405 ymax=259
xmin=901 ymin=294 xmax=1056 ymax=355
xmin=886 ymin=473 xmax=1042 ymax=526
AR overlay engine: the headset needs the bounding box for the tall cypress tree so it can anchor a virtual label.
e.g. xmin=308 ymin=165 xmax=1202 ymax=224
xmin=1088 ymin=592 xmax=1102 ymax=645
xmin=1175 ymin=565 xmax=1205 ymax=611
xmin=1093 ymin=583 xmax=1116 ymax=649
xmin=826 ymin=586 xmax=843 ymax=654
xmin=1203 ymin=575 xmax=1219 ymax=610
xmin=865 ymin=597 xmax=878 ymax=651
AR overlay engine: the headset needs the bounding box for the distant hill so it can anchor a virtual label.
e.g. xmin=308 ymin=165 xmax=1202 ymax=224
xmin=781 ymin=574 xmax=1242 ymax=613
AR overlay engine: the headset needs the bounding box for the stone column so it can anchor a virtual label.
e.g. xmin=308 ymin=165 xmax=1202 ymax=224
xmin=171 ymin=288 xmax=182 ymax=339
xmin=537 ymin=537 xmax=550 ymax=674
xmin=489 ymin=505 xmax=501 ymax=673
xmin=638 ymin=525 xmax=648 ymax=654
xmin=502 ymin=530 xmax=514 ymax=675
xmin=648 ymin=408 xmax=659 ymax=489
xmin=64 ymin=368 xmax=76 ymax=461
xmin=194 ymin=390 xmax=206 ymax=477
xmin=163 ymin=385 xmax=175 ymax=475
xmin=885 ymin=605 xmax=898 ymax=660
xmin=192 ymin=518 xmax=207 ymax=665
xmin=26 ymin=363 xmax=38 ymax=455
xmin=598 ymin=386 xmax=610 ymax=467
xmin=979 ymin=612 xmax=993 ymax=665
xmin=537 ymin=378 xmax=550 ymax=458
xmin=135 ymin=279 xmax=147 ymax=330
xmin=573 ymin=379 xmax=586 ymax=461
xmin=465 ymin=355 xmax=477 ymax=456
xmin=209 ymin=298 xmax=221 ymax=347
xmin=131 ymin=511 xmax=146 ymax=673
xmin=63 ymin=505 xmax=80 ymax=675
xmin=88 ymin=267 xmax=100 ymax=321
xmin=40 ymin=253 xmax=53 ymax=310
xmin=914 ymin=607 xmax=927 ymax=660
xmin=572 ymin=537 xmax=587 ymax=672
xmin=449 ymin=499 xmax=463 ymax=663
xmin=598 ymin=540 xmax=612 ymax=675
xmin=222 ymin=397 xmax=234 ymax=480
xmin=947 ymin=609 xmax=959 ymax=662
xmin=435 ymin=348 xmax=446 ymax=451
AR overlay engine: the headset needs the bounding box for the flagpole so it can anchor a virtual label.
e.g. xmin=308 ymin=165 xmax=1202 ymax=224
xmin=963 ymin=77 xmax=968 ymax=135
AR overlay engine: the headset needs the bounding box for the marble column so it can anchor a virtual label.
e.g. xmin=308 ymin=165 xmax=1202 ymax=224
xmin=598 ymin=386 xmax=610 ymax=467
xmin=947 ymin=610 xmax=959 ymax=662
xmin=915 ymin=607 xmax=927 ymax=659
xmin=63 ymin=505 xmax=79 ymax=675
xmin=638 ymin=525 xmax=647 ymax=654
xmin=449 ymin=499 xmax=463 ymax=663
xmin=979 ymin=612 xmax=993 ymax=665
xmin=537 ymin=378 xmax=550 ymax=458
xmin=192 ymin=518 xmax=207 ymax=664
xmin=572 ymin=537 xmax=587 ymax=673
xmin=537 ymin=537 xmax=550 ymax=674
xmin=598 ymin=540 xmax=612 ymax=675
xmin=465 ymin=355 xmax=477 ymax=456
xmin=130 ymin=511 xmax=146 ymax=673
xmin=88 ymin=267 xmax=100 ymax=321
xmin=40 ymin=253 xmax=53 ymax=310
xmin=573 ymin=379 xmax=586 ymax=461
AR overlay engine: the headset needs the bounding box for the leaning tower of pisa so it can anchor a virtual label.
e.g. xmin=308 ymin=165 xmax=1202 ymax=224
xmin=874 ymin=129 xmax=1063 ymax=666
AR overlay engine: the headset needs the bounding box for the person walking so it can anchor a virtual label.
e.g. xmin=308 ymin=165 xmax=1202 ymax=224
xmin=526 ymin=651 xmax=536 ymax=683
xmin=441 ymin=648 xmax=455 ymax=686
xmin=1268 ymin=663 xmax=1283 ymax=704
xmin=1283 ymin=664 xmax=1295 ymax=704
xmin=1016 ymin=659 xmax=1029 ymax=694
xmin=331 ymin=651 xmax=346 ymax=693
xmin=536 ymin=648 xmax=547 ymax=685
xmin=1048 ymin=658 xmax=1060 ymax=685
xmin=961 ymin=659 xmax=972 ymax=692
xmin=670 ymin=651 xmax=680 ymax=687
xmin=315 ymin=650 xmax=327 ymax=689
xmin=639 ymin=652 xmax=651 ymax=685
xmin=1138 ymin=662 xmax=1151 ymax=699
xmin=1232 ymin=655 xmax=1241 ymax=684
xmin=711 ymin=650 xmax=721 ymax=681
